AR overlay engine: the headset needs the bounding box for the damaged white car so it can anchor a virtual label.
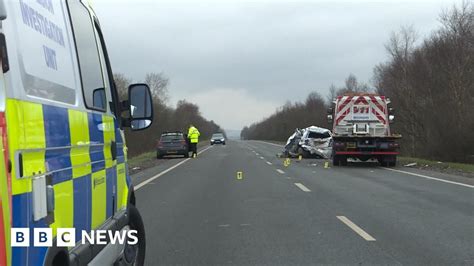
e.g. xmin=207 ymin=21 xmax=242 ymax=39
xmin=283 ymin=126 xmax=332 ymax=159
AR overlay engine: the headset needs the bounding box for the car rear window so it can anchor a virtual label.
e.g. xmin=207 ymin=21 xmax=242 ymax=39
xmin=212 ymin=134 xmax=224 ymax=138
xmin=307 ymin=131 xmax=331 ymax=139
xmin=161 ymin=134 xmax=183 ymax=141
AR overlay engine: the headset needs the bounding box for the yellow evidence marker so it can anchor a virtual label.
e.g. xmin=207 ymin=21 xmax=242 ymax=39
xmin=237 ymin=171 xmax=243 ymax=180
xmin=193 ymin=153 xmax=197 ymax=158
xmin=284 ymin=158 xmax=291 ymax=167
xmin=324 ymin=161 xmax=330 ymax=169
xmin=298 ymin=155 xmax=302 ymax=161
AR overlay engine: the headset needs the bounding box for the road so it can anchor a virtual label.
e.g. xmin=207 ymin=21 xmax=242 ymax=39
xmin=132 ymin=140 xmax=474 ymax=265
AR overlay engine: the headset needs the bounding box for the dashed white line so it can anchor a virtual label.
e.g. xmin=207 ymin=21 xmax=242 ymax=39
xmin=294 ymin=183 xmax=311 ymax=192
xmin=381 ymin=167 xmax=474 ymax=189
xmin=337 ymin=216 xmax=376 ymax=241
xmin=276 ymin=169 xmax=285 ymax=174
xmin=135 ymin=146 xmax=213 ymax=190
xmin=260 ymin=156 xmax=265 ymax=160
xmin=218 ymin=224 xmax=230 ymax=227
xmin=266 ymin=161 xmax=273 ymax=165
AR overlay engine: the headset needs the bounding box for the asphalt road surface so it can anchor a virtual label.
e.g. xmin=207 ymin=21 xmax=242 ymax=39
xmin=133 ymin=140 xmax=474 ymax=265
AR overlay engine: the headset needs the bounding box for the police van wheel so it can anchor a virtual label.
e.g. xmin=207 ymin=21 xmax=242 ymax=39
xmin=125 ymin=205 xmax=146 ymax=266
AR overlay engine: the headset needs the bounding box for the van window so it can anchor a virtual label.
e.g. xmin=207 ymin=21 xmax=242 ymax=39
xmin=7 ymin=0 xmax=77 ymax=104
xmin=68 ymin=1 xmax=106 ymax=111
xmin=93 ymin=22 xmax=114 ymax=115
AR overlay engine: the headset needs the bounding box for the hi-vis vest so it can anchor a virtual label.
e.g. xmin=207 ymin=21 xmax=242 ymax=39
xmin=188 ymin=127 xmax=200 ymax=143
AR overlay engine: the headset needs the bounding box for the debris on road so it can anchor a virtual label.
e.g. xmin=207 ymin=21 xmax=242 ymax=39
xmin=404 ymin=162 xmax=417 ymax=167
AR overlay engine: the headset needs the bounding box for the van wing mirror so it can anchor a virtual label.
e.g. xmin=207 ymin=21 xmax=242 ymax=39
xmin=127 ymin=83 xmax=153 ymax=131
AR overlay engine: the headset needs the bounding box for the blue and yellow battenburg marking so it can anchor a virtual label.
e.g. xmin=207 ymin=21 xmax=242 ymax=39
xmin=5 ymin=99 xmax=129 ymax=265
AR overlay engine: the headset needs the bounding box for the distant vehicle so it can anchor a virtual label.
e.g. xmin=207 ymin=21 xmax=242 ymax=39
xmin=210 ymin=133 xmax=226 ymax=145
xmin=157 ymin=132 xmax=190 ymax=158
xmin=328 ymin=94 xmax=401 ymax=166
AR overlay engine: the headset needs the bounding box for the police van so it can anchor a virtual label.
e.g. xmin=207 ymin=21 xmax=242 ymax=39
xmin=0 ymin=0 xmax=153 ymax=265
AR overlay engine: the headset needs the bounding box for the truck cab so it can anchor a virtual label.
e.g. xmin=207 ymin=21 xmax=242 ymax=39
xmin=0 ymin=0 xmax=152 ymax=265
xmin=328 ymin=94 xmax=400 ymax=166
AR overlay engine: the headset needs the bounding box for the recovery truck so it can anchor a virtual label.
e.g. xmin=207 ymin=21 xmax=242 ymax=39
xmin=328 ymin=94 xmax=401 ymax=166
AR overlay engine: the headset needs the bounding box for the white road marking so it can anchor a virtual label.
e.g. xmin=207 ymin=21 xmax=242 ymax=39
xmin=381 ymin=167 xmax=474 ymax=189
xmin=337 ymin=216 xmax=376 ymax=241
xmin=260 ymin=156 xmax=265 ymax=159
xmin=286 ymin=176 xmax=292 ymax=179
xmin=218 ymin=224 xmax=230 ymax=227
xmin=240 ymin=223 xmax=251 ymax=226
xmin=294 ymin=183 xmax=311 ymax=192
xmin=135 ymin=146 xmax=213 ymax=190
xmin=255 ymin=153 xmax=260 ymax=156
xmin=266 ymin=161 xmax=273 ymax=165
xmin=276 ymin=169 xmax=285 ymax=174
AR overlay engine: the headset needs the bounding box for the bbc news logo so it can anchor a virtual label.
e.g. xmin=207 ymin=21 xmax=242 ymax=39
xmin=11 ymin=228 xmax=138 ymax=247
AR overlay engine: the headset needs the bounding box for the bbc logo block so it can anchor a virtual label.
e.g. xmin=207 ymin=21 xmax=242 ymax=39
xmin=11 ymin=228 xmax=74 ymax=247
xmin=11 ymin=228 xmax=138 ymax=247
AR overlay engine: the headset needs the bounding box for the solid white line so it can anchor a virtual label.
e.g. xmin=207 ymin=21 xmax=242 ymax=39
xmin=381 ymin=167 xmax=474 ymax=189
xmin=294 ymin=183 xmax=311 ymax=192
xmin=135 ymin=146 xmax=213 ymax=190
xmin=276 ymin=169 xmax=285 ymax=174
xmin=254 ymin=140 xmax=284 ymax=147
xmin=337 ymin=216 xmax=376 ymax=241
xmin=266 ymin=161 xmax=273 ymax=165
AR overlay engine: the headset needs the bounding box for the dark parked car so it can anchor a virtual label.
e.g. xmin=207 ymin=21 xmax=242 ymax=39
xmin=157 ymin=132 xmax=189 ymax=158
xmin=210 ymin=133 xmax=226 ymax=145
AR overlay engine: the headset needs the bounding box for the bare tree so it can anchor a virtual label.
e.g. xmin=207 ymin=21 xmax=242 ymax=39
xmin=145 ymin=72 xmax=170 ymax=105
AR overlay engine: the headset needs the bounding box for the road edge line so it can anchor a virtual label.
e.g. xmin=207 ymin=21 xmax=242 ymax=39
xmin=135 ymin=146 xmax=213 ymax=190
xmin=253 ymin=140 xmax=284 ymax=147
xmin=381 ymin=167 xmax=474 ymax=189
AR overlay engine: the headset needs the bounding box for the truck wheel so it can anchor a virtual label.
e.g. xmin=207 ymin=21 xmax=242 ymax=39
xmin=123 ymin=205 xmax=146 ymax=266
xmin=378 ymin=156 xmax=396 ymax=167
xmin=387 ymin=156 xmax=397 ymax=167
xmin=340 ymin=156 xmax=348 ymax=166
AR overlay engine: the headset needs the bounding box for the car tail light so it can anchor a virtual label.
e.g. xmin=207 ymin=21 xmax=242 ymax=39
xmin=388 ymin=142 xmax=399 ymax=148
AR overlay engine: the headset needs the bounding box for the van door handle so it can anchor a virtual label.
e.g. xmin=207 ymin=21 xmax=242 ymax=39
xmin=111 ymin=141 xmax=117 ymax=160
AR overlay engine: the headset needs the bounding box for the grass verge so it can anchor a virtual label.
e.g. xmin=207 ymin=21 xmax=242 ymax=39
xmin=128 ymin=151 xmax=156 ymax=169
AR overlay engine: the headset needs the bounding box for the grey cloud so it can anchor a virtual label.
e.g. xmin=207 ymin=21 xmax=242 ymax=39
xmin=94 ymin=0 xmax=462 ymax=129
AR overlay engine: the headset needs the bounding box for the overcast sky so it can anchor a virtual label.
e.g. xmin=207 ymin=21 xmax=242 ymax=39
xmin=94 ymin=0 xmax=462 ymax=130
